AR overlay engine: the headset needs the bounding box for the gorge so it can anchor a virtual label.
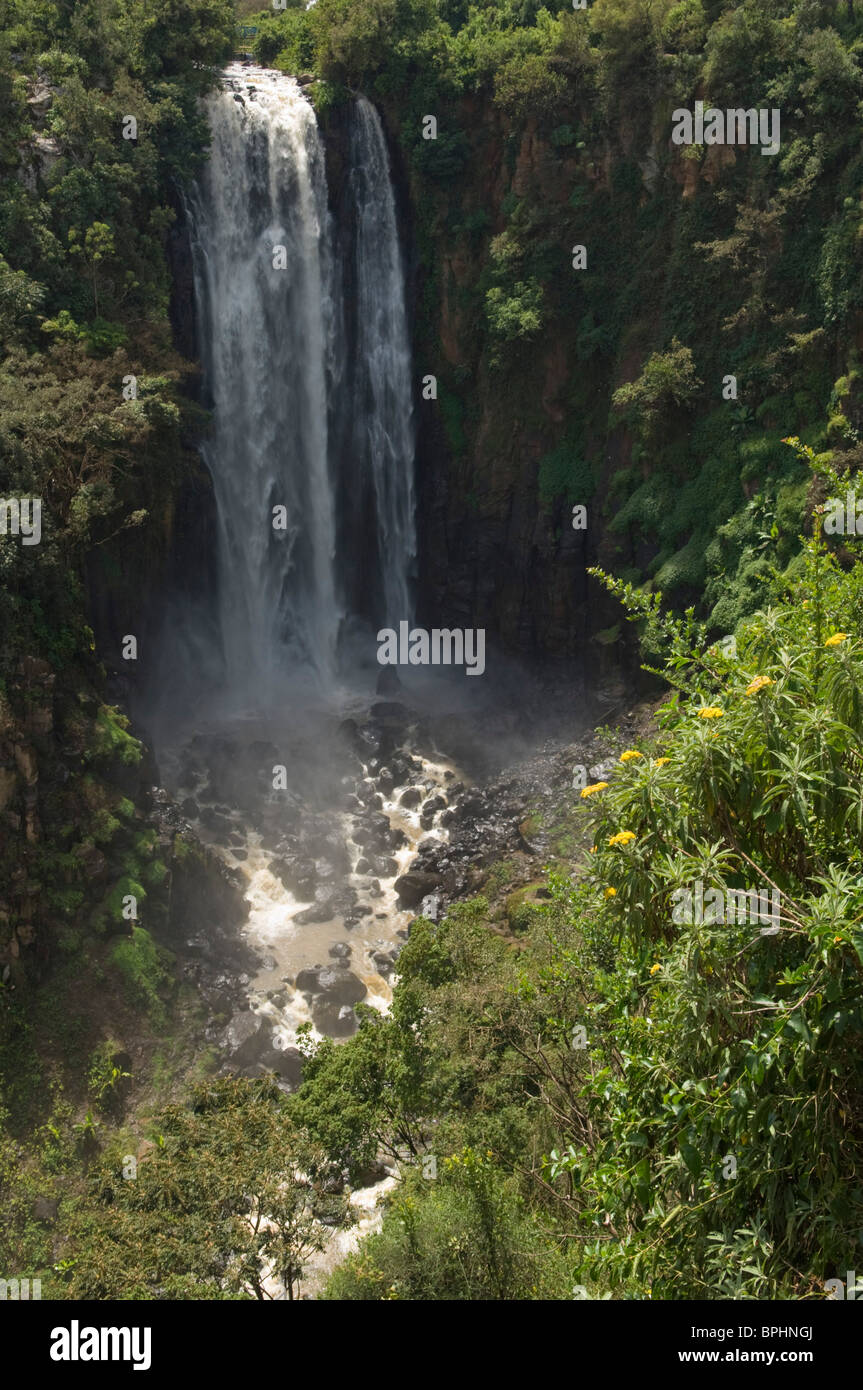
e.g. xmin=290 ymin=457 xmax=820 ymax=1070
xmin=3 ymin=0 xmax=863 ymax=1313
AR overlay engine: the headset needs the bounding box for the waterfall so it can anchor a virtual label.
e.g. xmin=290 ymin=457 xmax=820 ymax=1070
xmin=184 ymin=64 xmax=415 ymax=713
xmin=346 ymin=97 xmax=416 ymax=628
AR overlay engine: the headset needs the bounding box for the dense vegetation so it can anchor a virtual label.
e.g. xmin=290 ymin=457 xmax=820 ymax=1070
xmin=0 ymin=0 xmax=235 ymax=1286
xmin=3 ymin=0 xmax=863 ymax=1302
xmin=26 ymin=465 xmax=863 ymax=1301
xmin=309 ymin=478 xmax=863 ymax=1300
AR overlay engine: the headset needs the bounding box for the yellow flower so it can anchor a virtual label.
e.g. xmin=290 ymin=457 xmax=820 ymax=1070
xmin=745 ymin=675 xmax=773 ymax=696
xmin=580 ymin=781 xmax=609 ymax=798
xmin=619 ymin=749 xmax=643 ymax=762
xmin=649 ymin=963 xmax=661 ymax=976
xmin=604 ymin=886 xmax=617 ymax=898
xmin=825 ymin=632 xmax=849 ymax=647
xmin=697 ymin=707 xmax=724 ymax=719
xmin=590 ymin=845 xmax=597 ymax=853
xmin=834 ymin=935 xmax=843 ymax=944
xmin=654 ymin=757 xmax=670 ymax=766
xmin=608 ymin=830 xmax=636 ymax=847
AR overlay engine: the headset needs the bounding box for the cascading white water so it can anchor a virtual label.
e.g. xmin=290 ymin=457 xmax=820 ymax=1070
xmin=348 ymin=98 xmax=416 ymax=626
xmin=185 ymin=65 xmax=415 ymax=710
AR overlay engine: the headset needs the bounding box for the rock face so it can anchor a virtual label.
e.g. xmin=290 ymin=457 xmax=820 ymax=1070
xmin=313 ymin=94 xmax=652 ymax=680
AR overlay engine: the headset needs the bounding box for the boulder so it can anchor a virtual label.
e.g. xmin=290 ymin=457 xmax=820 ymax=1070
xmin=394 ymin=870 xmax=440 ymax=907
xmin=294 ymin=966 xmax=366 ymax=1006
xmin=222 ymin=1010 xmax=267 ymax=1066
xmin=311 ymin=999 xmax=359 ymax=1037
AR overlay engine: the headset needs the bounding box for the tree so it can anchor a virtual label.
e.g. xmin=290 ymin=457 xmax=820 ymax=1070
xmin=62 ymin=1077 xmax=353 ymax=1300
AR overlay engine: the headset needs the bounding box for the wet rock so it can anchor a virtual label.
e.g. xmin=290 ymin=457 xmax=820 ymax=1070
xmin=294 ymin=966 xmax=366 ymax=1006
xmin=328 ymin=942 xmax=352 ymax=961
xmin=368 ymin=855 xmax=399 ymax=878
xmin=251 ymin=1043 xmax=303 ymax=1089
xmin=199 ymin=806 xmax=233 ymax=835
xmin=294 ymin=884 xmax=357 ymax=926
xmin=339 ymin=718 xmax=376 ymax=757
xmin=354 ymin=813 xmax=406 ymax=854
xmin=271 ymin=855 xmax=316 ymax=897
xmin=222 ymin=1011 xmax=267 ymax=1066
xmin=312 ymin=999 xmax=358 ymax=1038
xmin=354 ymin=1156 xmax=390 ymax=1186
xmin=399 ymin=787 xmax=422 ymax=809
xmin=394 ymin=870 xmax=440 ymax=907
xmin=372 ymin=948 xmax=400 ymax=978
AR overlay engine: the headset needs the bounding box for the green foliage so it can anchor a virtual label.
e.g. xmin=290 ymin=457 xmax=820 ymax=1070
xmin=62 ymin=1077 xmax=352 ymax=1300
xmin=324 ymin=1150 xmax=573 ymax=1300
xmin=87 ymin=1041 xmax=131 ymax=1115
xmin=109 ymin=928 xmax=169 ymax=1024
xmin=538 ymin=434 xmax=595 ymax=507
xmin=612 ymin=337 xmax=703 ymax=443
xmin=88 ymin=706 xmax=143 ymax=766
xmin=485 ymin=276 xmax=545 ymax=365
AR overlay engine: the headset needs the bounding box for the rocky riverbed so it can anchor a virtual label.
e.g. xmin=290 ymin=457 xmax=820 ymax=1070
xmin=146 ymin=676 xmax=658 ymax=1097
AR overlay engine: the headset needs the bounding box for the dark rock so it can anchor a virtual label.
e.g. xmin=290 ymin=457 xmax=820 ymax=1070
xmin=311 ymin=999 xmax=358 ymax=1037
xmin=294 ymin=966 xmax=366 ymax=1006
xmin=394 ymin=870 xmax=440 ymax=907
xmin=251 ymin=1043 xmax=303 ymax=1089
xmin=223 ymin=1011 xmax=267 ymax=1066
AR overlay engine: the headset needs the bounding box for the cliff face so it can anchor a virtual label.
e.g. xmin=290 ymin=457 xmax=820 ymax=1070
xmin=383 ymin=95 xmax=639 ymax=669
xmin=362 ymin=74 xmax=849 ymax=673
